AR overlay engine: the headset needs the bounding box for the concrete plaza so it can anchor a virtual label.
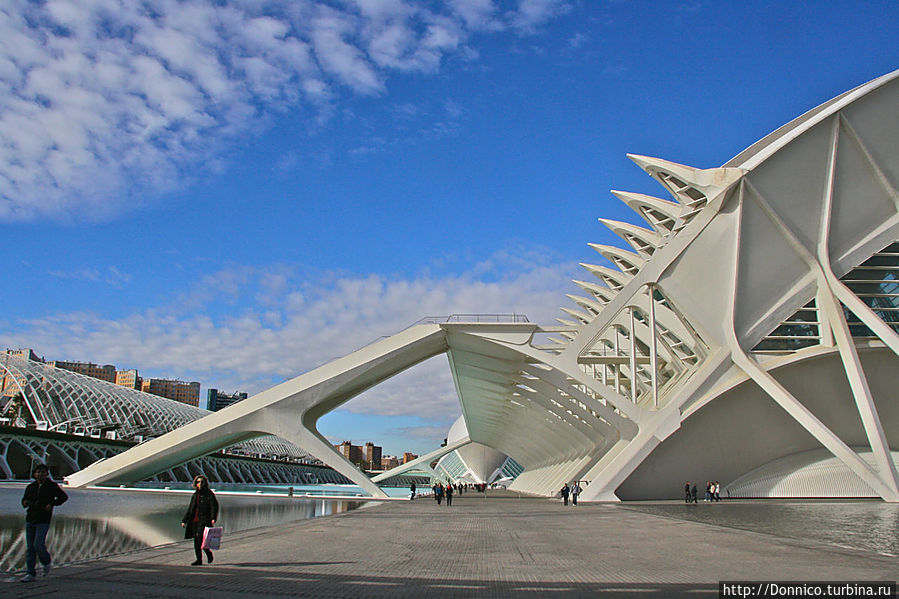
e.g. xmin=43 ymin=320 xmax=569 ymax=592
xmin=4 ymin=490 xmax=896 ymax=598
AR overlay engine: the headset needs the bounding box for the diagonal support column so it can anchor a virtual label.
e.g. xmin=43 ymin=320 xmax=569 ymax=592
xmin=729 ymin=347 xmax=899 ymax=501
xmin=811 ymin=113 xmax=899 ymax=498
xmin=815 ymin=282 xmax=899 ymax=497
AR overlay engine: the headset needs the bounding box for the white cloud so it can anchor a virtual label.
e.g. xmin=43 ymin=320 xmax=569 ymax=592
xmin=0 ymin=0 xmax=568 ymax=221
xmin=46 ymin=265 xmax=133 ymax=286
xmin=1 ymin=250 xmax=580 ymax=425
xmin=447 ymin=0 xmax=500 ymax=31
xmin=510 ymin=0 xmax=571 ymax=32
xmin=567 ymin=32 xmax=588 ymax=49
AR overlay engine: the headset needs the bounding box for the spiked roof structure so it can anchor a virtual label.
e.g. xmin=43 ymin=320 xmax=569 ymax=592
xmin=69 ymin=69 xmax=899 ymax=501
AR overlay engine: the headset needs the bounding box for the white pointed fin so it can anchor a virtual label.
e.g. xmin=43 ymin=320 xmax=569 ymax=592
xmin=588 ymin=243 xmax=644 ymax=274
xmin=560 ymin=307 xmax=592 ymax=324
xmin=566 ymin=294 xmax=604 ymax=315
xmin=598 ymin=218 xmax=661 ymax=257
xmin=573 ymin=279 xmax=616 ymax=304
xmin=580 ymin=262 xmax=634 ymax=291
xmin=627 ymin=154 xmax=744 ymax=220
xmin=611 ymin=190 xmax=680 ymax=235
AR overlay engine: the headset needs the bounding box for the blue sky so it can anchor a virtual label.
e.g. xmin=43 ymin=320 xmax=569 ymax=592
xmin=1 ymin=0 xmax=897 ymax=456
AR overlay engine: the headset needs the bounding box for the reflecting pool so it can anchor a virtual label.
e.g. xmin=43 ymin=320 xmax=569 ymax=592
xmin=0 ymin=485 xmax=365 ymax=573
xmin=622 ymin=500 xmax=899 ymax=556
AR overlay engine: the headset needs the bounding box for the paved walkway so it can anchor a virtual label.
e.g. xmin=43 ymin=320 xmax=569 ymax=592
xmin=4 ymin=491 xmax=896 ymax=598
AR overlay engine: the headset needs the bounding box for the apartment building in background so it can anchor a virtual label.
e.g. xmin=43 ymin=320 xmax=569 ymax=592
xmin=141 ymin=378 xmax=200 ymax=407
xmin=207 ymin=389 xmax=248 ymax=412
xmin=363 ymin=442 xmax=382 ymax=470
xmin=115 ymin=369 xmax=141 ymax=390
xmin=336 ymin=441 xmax=363 ymax=465
xmin=335 ymin=440 xmax=384 ymax=470
xmin=48 ymin=360 xmax=116 ymax=383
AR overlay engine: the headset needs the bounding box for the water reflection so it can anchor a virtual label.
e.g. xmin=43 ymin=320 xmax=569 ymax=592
xmin=0 ymin=486 xmax=362 ymax=573
xmin=623 ymin=500 xmax=899 ymax=556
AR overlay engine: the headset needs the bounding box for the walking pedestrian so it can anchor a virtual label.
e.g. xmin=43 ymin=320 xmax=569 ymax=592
xmin=445 ymin=482 xmax=454 ymax=506
xmin=435 ymin=483 xmax=444 ymax=505
xmin=560 ymin=483 xmax=570 ymax=506
xmin=571 ymin=482 xmax=582 ymax=505
xmin=714 ymin=481 xmax=721 ymax=502
xmin=20 ymin=464 xmax=67 ymax=582
xmin=410 ymin=482 xmax=416 ymax=500
xmin=684 ymin=481 xmax=691 ymax=503
xmin=690 ymin=482 xmax=698 ymax=503
xmin=181 ymin=475 xmax=219 ymax=566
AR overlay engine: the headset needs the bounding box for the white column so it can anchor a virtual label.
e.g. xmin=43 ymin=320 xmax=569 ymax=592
xmin=648 ymin=285 xmax=659 ymax=410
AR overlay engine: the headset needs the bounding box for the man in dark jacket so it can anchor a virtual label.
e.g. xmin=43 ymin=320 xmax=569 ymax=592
xmin=20 ymin=464 xmax=68 ymax=582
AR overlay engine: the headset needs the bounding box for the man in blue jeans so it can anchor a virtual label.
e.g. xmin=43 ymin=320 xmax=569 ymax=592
xmin=20 ymin=464 xmax=68 ymax=582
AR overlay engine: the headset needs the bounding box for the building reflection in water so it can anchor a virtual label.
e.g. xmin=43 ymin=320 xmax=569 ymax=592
xmin=0 ymin=487 xmax=362 ymax=573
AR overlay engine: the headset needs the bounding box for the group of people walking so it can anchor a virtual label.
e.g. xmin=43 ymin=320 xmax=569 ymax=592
xmin=684 ymin=481 xmax=722 ymax=503
xmin=559 ymin=482 xmax=582 ymax=505
xmin=430 ymin=482 xmax=466 ymax=506
xmin=411 ymin=481 xmax=489 ymax=504
xmin=19 ymin=465 xmax=221 ymax=582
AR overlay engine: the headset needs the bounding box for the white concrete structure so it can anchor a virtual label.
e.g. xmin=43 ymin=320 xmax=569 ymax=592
xmin=68 ymin=70 xmax=899 ymax=500
xmin=433 ymin=417 xmax=521 ymax=484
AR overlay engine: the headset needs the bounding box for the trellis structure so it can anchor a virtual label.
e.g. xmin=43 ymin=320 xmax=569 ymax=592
xmin=1 ymin=356 xmax=307 ymax=460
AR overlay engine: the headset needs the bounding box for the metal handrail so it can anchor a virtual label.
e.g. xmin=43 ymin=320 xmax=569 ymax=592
xmin=345 ymin=314 xmax=533 ymax=356
xmin=413 ymin=313 xmax=530 ymax=325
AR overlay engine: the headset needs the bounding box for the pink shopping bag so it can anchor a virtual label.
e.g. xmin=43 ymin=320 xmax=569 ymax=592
xmin=201 ymin=526 xmax=222 ymax=550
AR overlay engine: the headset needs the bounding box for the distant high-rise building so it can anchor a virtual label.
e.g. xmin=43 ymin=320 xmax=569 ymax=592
xmin=207 ymin=389 xmax=248 ymax=412
xmin=335 ymin=441 xmax=383 ymax=469
xmin=48 ymin=360 xmax=116 ymax=383
xmin=336 ymin=441 xmax=363 ymax=465
xmin=115 ymin=369 xmax=142 ymax=390
xmin=363 ymin=442 xmax=382 ymax=470
xmin=402 ymin=452 xmax=418 ymax=464
xmin=141 ymin=378 xmax=201 ymax=407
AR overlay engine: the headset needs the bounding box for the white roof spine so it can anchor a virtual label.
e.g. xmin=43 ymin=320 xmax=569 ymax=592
xmin=598 ymin=218 xmax=662 ymax=257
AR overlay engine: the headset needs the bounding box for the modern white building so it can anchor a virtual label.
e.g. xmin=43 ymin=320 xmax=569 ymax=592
xmin=68 ymin=69 xmax=899 ymax=501
xmin=434 ymin=416 xmax=523 ymax=485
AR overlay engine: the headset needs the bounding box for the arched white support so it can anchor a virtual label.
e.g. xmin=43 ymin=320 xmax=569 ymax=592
xmin=67 ymin=325 xmax=448 ymax=497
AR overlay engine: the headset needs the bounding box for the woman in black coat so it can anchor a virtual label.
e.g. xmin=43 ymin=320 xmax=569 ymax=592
xmin=181 ymin=475 xmax=219 ymax=565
